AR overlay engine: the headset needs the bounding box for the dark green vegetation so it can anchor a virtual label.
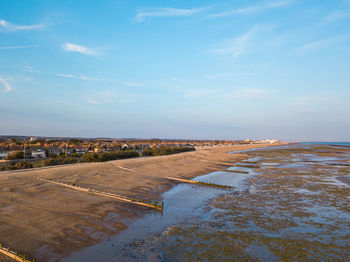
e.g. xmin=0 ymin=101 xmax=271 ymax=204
xmin=141 ymin=146 xmax=195 ymax=156
xmin=5 ymin=151 xmax=24 ymax=160
xmin=81 ymin=150 xmax=139 ymax=162
xmin=126 ymin=144 xmax=350 ymax=261
xmin=0 ymin=151 xmax=139 ymax=171
xmin=0 ymin=156 xmax=80 ymax=171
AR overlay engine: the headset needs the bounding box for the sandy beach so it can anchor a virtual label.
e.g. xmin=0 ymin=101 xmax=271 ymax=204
xmin=0 ymin=143 xmax=283 ymax=261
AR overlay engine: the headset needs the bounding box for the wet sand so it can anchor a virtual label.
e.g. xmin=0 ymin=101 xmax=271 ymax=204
xmin=0 ymin=143 xmax=283 ymax=261
xmin=122 ymin=144 xmax=350 ymax=261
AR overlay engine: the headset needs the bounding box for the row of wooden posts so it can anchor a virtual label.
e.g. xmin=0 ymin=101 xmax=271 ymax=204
xmin=217 ymin=169 xmax=249 ymax=174
xmin=0 ymin=243 xmax=35 ymax=262
xmin=40 ymin=178 xmax=164 ymax=211
xmin=232 ymin=163 xmax=260 ymax=168
xmin=39 ymin=161 xmax=260 ymax=211
xmin=167 ymin=177 xmax=236 ymax=190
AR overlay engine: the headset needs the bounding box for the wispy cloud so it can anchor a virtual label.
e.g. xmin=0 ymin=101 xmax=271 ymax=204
xmin=134 ymin=7 xmax=204 ymax=23
xmin=294 ymin=35 xmax=349 ymax=55
xmin=56 ymin=72 xmax=142 ymax=87
xmin=0 ymin=77 xmax=12 ymax=92
xmin=0 ymin=19 xmax=45 ymax=32
xmin=56 ymin=73 xmax=75 ymax=78
xmin=56 ymin=73 xmax=106 ymax=81
xmin=206 ymin=29 xmax=256 ymax=58
xmin=23 ymin=66 xmax=41 ymax=73
xmin=0 ymin=44 xmax=40 ymax=50
xmin=206 ymin=0 xmax=290 ymax=18
xmin=62 ymin=43 xmax=99 ymax=56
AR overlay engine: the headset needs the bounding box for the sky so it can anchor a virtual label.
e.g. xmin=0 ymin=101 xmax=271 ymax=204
xmin=0 ymin=0 xmax=349 ymax=141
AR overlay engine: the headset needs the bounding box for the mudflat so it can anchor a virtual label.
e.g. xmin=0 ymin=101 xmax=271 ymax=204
xmin=338 ymin=175 xmax=350 ymax=186
xmin=0 ymin=143 xmax=282 ymax=261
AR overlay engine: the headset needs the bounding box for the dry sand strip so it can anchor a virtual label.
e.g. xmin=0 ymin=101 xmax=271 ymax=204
xmin=40 ymin=178 xmax=163 ymax=210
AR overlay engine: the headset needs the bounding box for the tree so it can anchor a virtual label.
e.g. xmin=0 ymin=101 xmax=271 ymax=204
xmin=15 ymin=161 xmax=33 ymax=169
xmin=5 ymin=151 xmax=24 ymax=160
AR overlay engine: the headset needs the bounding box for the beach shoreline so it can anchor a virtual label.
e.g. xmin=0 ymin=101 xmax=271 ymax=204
xmin=0 ymin=143 xmax=286 ymax=261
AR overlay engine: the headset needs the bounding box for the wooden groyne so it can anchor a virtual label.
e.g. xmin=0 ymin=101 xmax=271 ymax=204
xmin=190 ymin=158 xmax=260 ymax=168
xmin=190 ymin=158 xmax=238 ymax=166
xmin=167 ymin=177 xmax=234 ymax=190
xmin=233 ymin=163 xmax=260 ymax=168
xmin=40 ymin=178 xmax=163 ymax=211
xmin=217 ymin=169 xmax=249 ymax=174
xmin=0 ymin=243 xmax=35 ymax=262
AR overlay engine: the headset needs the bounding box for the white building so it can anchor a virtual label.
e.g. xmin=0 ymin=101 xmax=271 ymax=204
xmin=32 ymin=149 xmax=46 ymax=159
xmin=0 ymin=149 xmax=9 ymax=160
xmin=47 ymin=147 xmax=62 ymax=156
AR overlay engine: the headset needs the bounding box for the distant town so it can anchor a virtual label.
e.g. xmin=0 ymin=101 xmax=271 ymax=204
xmin=0 ymin=136 xmax=278 ymax=161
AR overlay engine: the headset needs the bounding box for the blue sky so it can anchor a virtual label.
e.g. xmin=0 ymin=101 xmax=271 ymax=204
xmin=0 ymin=0 xmax=349 ymax=141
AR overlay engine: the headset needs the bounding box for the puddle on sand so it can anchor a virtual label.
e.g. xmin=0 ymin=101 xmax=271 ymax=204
xmin=64 ymin=160 xmax=256 ymax=262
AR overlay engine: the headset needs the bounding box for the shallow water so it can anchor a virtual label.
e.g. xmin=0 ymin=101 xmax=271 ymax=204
xmin=64 ymin=159 xmax=256 ymax=262
xmin=65 ymin=144 xmax=350 ymax=261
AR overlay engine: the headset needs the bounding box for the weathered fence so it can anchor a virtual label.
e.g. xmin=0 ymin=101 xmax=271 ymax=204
xmin=0 ymin=243 xmax=35 ymax=262
xmin=217 ymin=169 xmax=249 ymax=174
xmin=167 ymin=177 xmax=235 ymax=190
xmin=39 ymin=178 xmax=163 ymax=211
xmin=232 ymin=163 xmax=260 ymax=168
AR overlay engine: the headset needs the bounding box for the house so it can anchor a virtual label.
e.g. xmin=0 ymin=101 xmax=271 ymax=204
xmin=75 ymin=146 xmax=87 ymax=155
xmin=60 ymin=146 xmax=74 ymax=155
xmin=0 ymin=148 xmax=9 ymax=160
xmin=47 ymin=147 xmax=62 ymax=156
xmin=32 ymin=149 xmax=46 ymax=159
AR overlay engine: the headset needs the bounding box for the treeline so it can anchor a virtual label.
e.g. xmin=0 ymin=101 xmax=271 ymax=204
xmin=81 ymin=150 xmax=139 ymax=162
xmin=0 ymin=156 xmax=80 ymax=171
xmin=142 ymin=146 xmax=195 ymax=156
xmin=0 ymin=150 xmax=139 ymax=171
